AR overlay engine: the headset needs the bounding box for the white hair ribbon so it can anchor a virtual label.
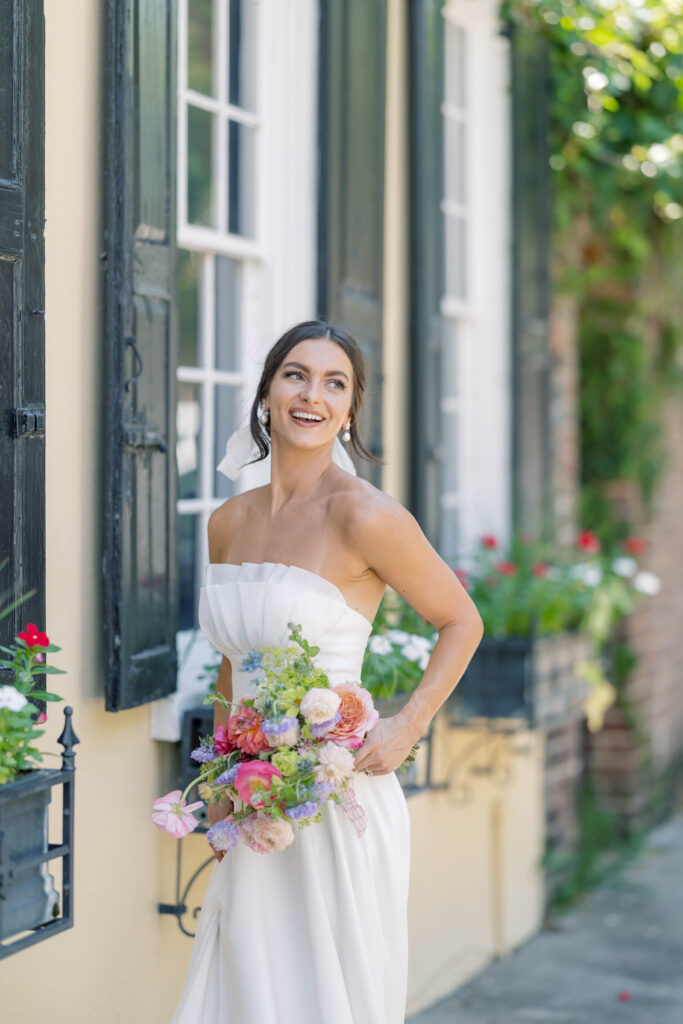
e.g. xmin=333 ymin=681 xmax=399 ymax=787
xmin=216 ymin=416 xmax=357 ymax=480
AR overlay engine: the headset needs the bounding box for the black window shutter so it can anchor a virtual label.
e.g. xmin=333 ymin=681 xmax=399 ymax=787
xmin=510 ymin=24 xmax=553 ymax=538
xmin=103 ymin=0 xmax=178 ymax=711
xmin=408 ymin=0 xmax=444 ymax=539
xmin=0 ymin=0 xmax=45 ymax=669
xmin=317 ymin=0 xmax=387 ymax=486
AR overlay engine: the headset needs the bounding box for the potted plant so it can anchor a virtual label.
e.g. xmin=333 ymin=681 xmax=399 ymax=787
xmin=0 ymin=618 xmax=71 ymax=946
xmin=442 ymin=530 xmax=659 ymax=731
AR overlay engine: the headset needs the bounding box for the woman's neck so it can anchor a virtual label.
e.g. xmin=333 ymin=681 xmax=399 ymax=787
xmin=267 ymin=436 xmax=335 ymax=514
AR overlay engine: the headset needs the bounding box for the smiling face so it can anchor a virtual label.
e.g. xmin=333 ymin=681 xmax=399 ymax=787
xmin=265 ymin=338 xmax=354 ymax=454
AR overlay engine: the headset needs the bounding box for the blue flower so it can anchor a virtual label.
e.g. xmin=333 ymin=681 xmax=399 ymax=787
xmin=314 ymin=780 xmax=335 ymax=800
xmin=310 ymin=710 xmax=341 ymax=739
xmin=216 ymin=765 xmax=239 ymax=785
xmin=285 ymin=801 xmax=319 ymax=820
xmin=262 ymin=715 xmax=298 ymax=736
xmin=240 ymin=650 xmax=262 ymax=672
xmin=191 ymin=744 xmax=216 ymax=764
xmin=206 ymin=818 xmax=239 ymax=852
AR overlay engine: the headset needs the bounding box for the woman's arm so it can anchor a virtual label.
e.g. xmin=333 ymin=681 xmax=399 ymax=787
xmin=348 ymin=491 xmax=484 ymax=775
xmin=213 ymin=656 xmax=233 ymax=730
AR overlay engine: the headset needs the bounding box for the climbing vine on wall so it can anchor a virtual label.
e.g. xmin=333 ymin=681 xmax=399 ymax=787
xmin=504 ymin=0 xmax=683 ymax=543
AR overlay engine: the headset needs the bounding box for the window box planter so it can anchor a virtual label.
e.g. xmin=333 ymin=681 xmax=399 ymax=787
xmin=445 ymin=630 xmax=595 ymax=730
xmin=0 ymin=708 xmax=78 ymax=959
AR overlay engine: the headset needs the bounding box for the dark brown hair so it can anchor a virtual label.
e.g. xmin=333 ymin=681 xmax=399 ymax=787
xmin=248 ymin=320 xmax=381 ymax=466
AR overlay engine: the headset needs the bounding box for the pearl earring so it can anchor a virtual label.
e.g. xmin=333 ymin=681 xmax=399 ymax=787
xmin=342 ymin=420 xmax=351 ymax=442
xmin=258 ymin=405 xmax=270 ymax=425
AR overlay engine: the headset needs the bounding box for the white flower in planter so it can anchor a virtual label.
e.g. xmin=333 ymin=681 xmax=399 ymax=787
xmin=611 ymin=556 xmax=638 ymax=578
xmin=0 ymin=685 xmax=28 ymax=712
xmin=632 ymin=570 xmax=661 ymax=596
xmin=569 ymin=562 xmax=603 ymax=586
xmin=401 ymin=635 xmax=434 ymax=670
xmin=368 ymin=634 xmax=393 ymax=655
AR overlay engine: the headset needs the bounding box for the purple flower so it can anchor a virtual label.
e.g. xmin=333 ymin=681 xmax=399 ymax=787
xmin=191 ymin=743 xmax=216 ymax=764
xmin=216 ymin=765 xmax=239 ymax=785
xmin=206 ymin=817 xmax=240 ymax=852
xmin=285 ymin=801 xmax=319 ymax=820
xmin=310 ymin=710 xmax=341 ymax=739
xmin=241 ymin=650 xmax=262 ymax=672
xmin=314 ymin=780 xmax=335 ymax=800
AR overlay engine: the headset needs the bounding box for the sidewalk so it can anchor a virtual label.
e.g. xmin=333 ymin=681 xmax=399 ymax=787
xmin=407 ymin=813 xmax=683 ymax=1024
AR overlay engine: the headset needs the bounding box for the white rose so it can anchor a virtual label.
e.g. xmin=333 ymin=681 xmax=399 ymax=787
xmin=386 ymin=629 xmax=410 ymax=645
xmin=300 ymin=687 xmax=341 ymax=725
xmin=633 ymin=570 xmax=661 ymax=596
xmin=368 ymin=634 xmax=393 ymax=655
xmin=611 ymin=556 xmax=638 ymax=578
xmin=0 ymin=685 xmax=28 ymax=712
xmin=314 ymin=741 xmax=356 ymax=785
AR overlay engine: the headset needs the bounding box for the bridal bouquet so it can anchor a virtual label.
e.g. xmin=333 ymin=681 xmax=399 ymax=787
xmin=153 ymin=623 xmax=418 ymax=855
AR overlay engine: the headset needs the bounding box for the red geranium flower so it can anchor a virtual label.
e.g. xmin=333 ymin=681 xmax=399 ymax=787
xmin=17 ymin=623 xmax=50 ymax=648
xmin=494 ymin=560 xmax=518 ymax=576
xmin=480 ymin=534 xmax=498 ymax=550
xmin=623 ymin=536 xmax=648 ymax=555
xmin=577 ymin=530 xmax=601 ymax=554
xmin=532 ymin=562 xmax=549 ymax=577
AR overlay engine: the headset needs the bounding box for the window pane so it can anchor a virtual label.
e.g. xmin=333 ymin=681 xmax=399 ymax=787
xmin=178 ymin=249 xmax=201 ymax=367
xmin=228 ymin=0 xmax=258 ymax=110
xmin=215 ymin=256 xmax=241 ymax=371
xmin=188 ymin=105 xmax=214 ymax=226
xmin=227 ymin=120 xmax=256 ymax=236
xmin=179 ymin=513 xmax=201 ymax=630
xmin=445 ymin=214 xmax=467 ymax=300
xmin=214 ymin=385 xmax=241 ymax=499
xmin=177 ymin=381 xmax=201 ymax=499
xmin=444 ymin=23 xmax=466 ymax=110
xmin=188 ymin=0 xmax=214 ymax=96
xmin=444 ymin=117 xmax=466 ymax=205
xmin=439 ymin=506 xmax=461 ymax=564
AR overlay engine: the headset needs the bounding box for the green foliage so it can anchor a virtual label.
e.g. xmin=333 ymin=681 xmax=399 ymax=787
xmin=505 ymin=0 xmax=683 ymax=524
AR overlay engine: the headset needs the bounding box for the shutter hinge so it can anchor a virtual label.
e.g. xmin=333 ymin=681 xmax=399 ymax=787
xmin=123 ymin=423 xmax=168 ymax=453
xmin=11 ymin=404 xmax=45 ymax=438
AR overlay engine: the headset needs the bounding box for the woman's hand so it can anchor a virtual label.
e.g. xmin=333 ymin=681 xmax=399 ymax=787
xmin=207 ymin=793 xmax=234 ymax=862
xmin=352 ymin=715 xmax=422 ymax=777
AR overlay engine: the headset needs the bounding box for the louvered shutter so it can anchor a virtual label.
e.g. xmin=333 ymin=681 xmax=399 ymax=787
xmin=0 ymin=0 xmax=45 ymax=669
xmin=102 ymin=0 xmax=179 ymax=710
xmin=510 ymin=24 xmax=553 ymax=537
xmin=317 ymin=0 xmax=387 ymax=486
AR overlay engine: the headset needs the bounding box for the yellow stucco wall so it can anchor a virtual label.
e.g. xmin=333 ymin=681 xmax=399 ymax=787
xmin=2 ymin=2 xmax=545 ymax=1020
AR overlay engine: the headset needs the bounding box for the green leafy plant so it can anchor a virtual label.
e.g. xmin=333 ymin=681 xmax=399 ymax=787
xmin=0 ymin=622 xmax=65 ymax=785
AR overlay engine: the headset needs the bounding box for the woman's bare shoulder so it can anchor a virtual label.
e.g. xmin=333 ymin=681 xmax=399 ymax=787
xmin=207 ymin=486 xmax=268 ymax=559
xmin=332 ymin=473 xmax=413 ymax=542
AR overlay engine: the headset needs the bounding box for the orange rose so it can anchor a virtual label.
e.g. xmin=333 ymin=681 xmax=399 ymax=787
xmin=325 ymin=682 xmax=379 ymax=749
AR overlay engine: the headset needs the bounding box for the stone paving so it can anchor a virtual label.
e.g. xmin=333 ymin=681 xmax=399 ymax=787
xmin=407 ymin=814 xmax=683 ymax=1024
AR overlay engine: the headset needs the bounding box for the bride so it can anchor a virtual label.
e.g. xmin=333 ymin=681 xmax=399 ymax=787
xmin=170 ymin=320 xmax=484 ymax=1024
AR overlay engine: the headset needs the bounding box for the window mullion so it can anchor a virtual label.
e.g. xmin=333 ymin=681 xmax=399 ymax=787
xmin=199 ymin=254 xmax=216 ymax=503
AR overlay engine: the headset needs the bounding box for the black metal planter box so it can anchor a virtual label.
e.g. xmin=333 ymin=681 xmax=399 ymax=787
xmin=446 ymin=630 xmax=595 ymax=730
xmin=0 ymin=707 xmax=78 ymax=959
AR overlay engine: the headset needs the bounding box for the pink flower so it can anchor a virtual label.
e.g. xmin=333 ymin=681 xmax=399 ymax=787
xmin=233 ymin=761 xmax=282 ymax=808
xmin=494 ymin=560 xmax=518 ymax=576
xmin=623 ymin=535 xmax=648 ymax=555
xmin=326 ymin=682 xmax=379 ymax=750
xmin=480 ymin=534 xmax=498 ymax=549
xmin=213 ymin=723 xmax=235 ymax=755
xmin=240 ymin=811 xmax=294 ymax=854
xmin=227 ymin=701 xmax=270 ymax=755
xmin=532 ymin=562 xmax=549 ymax=577
xmin=152 ymin=790 xmax=203 ymax=838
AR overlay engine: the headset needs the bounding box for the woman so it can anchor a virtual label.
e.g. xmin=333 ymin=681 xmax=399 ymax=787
xmin=170 ymin=320 xmax=483 ymax=1024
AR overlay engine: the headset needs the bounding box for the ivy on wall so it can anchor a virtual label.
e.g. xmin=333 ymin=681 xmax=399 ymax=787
xmin=504 ymin=0 xmax=683 ymax=544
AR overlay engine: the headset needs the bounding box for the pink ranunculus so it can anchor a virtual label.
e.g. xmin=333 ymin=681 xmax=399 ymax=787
xmin=240 ymin=811 xmax=294 ymax=854
xmin=325 ymin=682 xmax=379 ymax=750
xmin=213 ymin=723 xmax=234 ymax=756
xmin=152 ymin=790 xmax=203 ymax=838
xmin=233 ymin=761 xmax=282 ymax=808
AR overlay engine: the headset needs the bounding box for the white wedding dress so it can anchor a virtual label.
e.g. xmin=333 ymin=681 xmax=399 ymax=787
xmin=170 ymin=561 xmax=411 ymax=1024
